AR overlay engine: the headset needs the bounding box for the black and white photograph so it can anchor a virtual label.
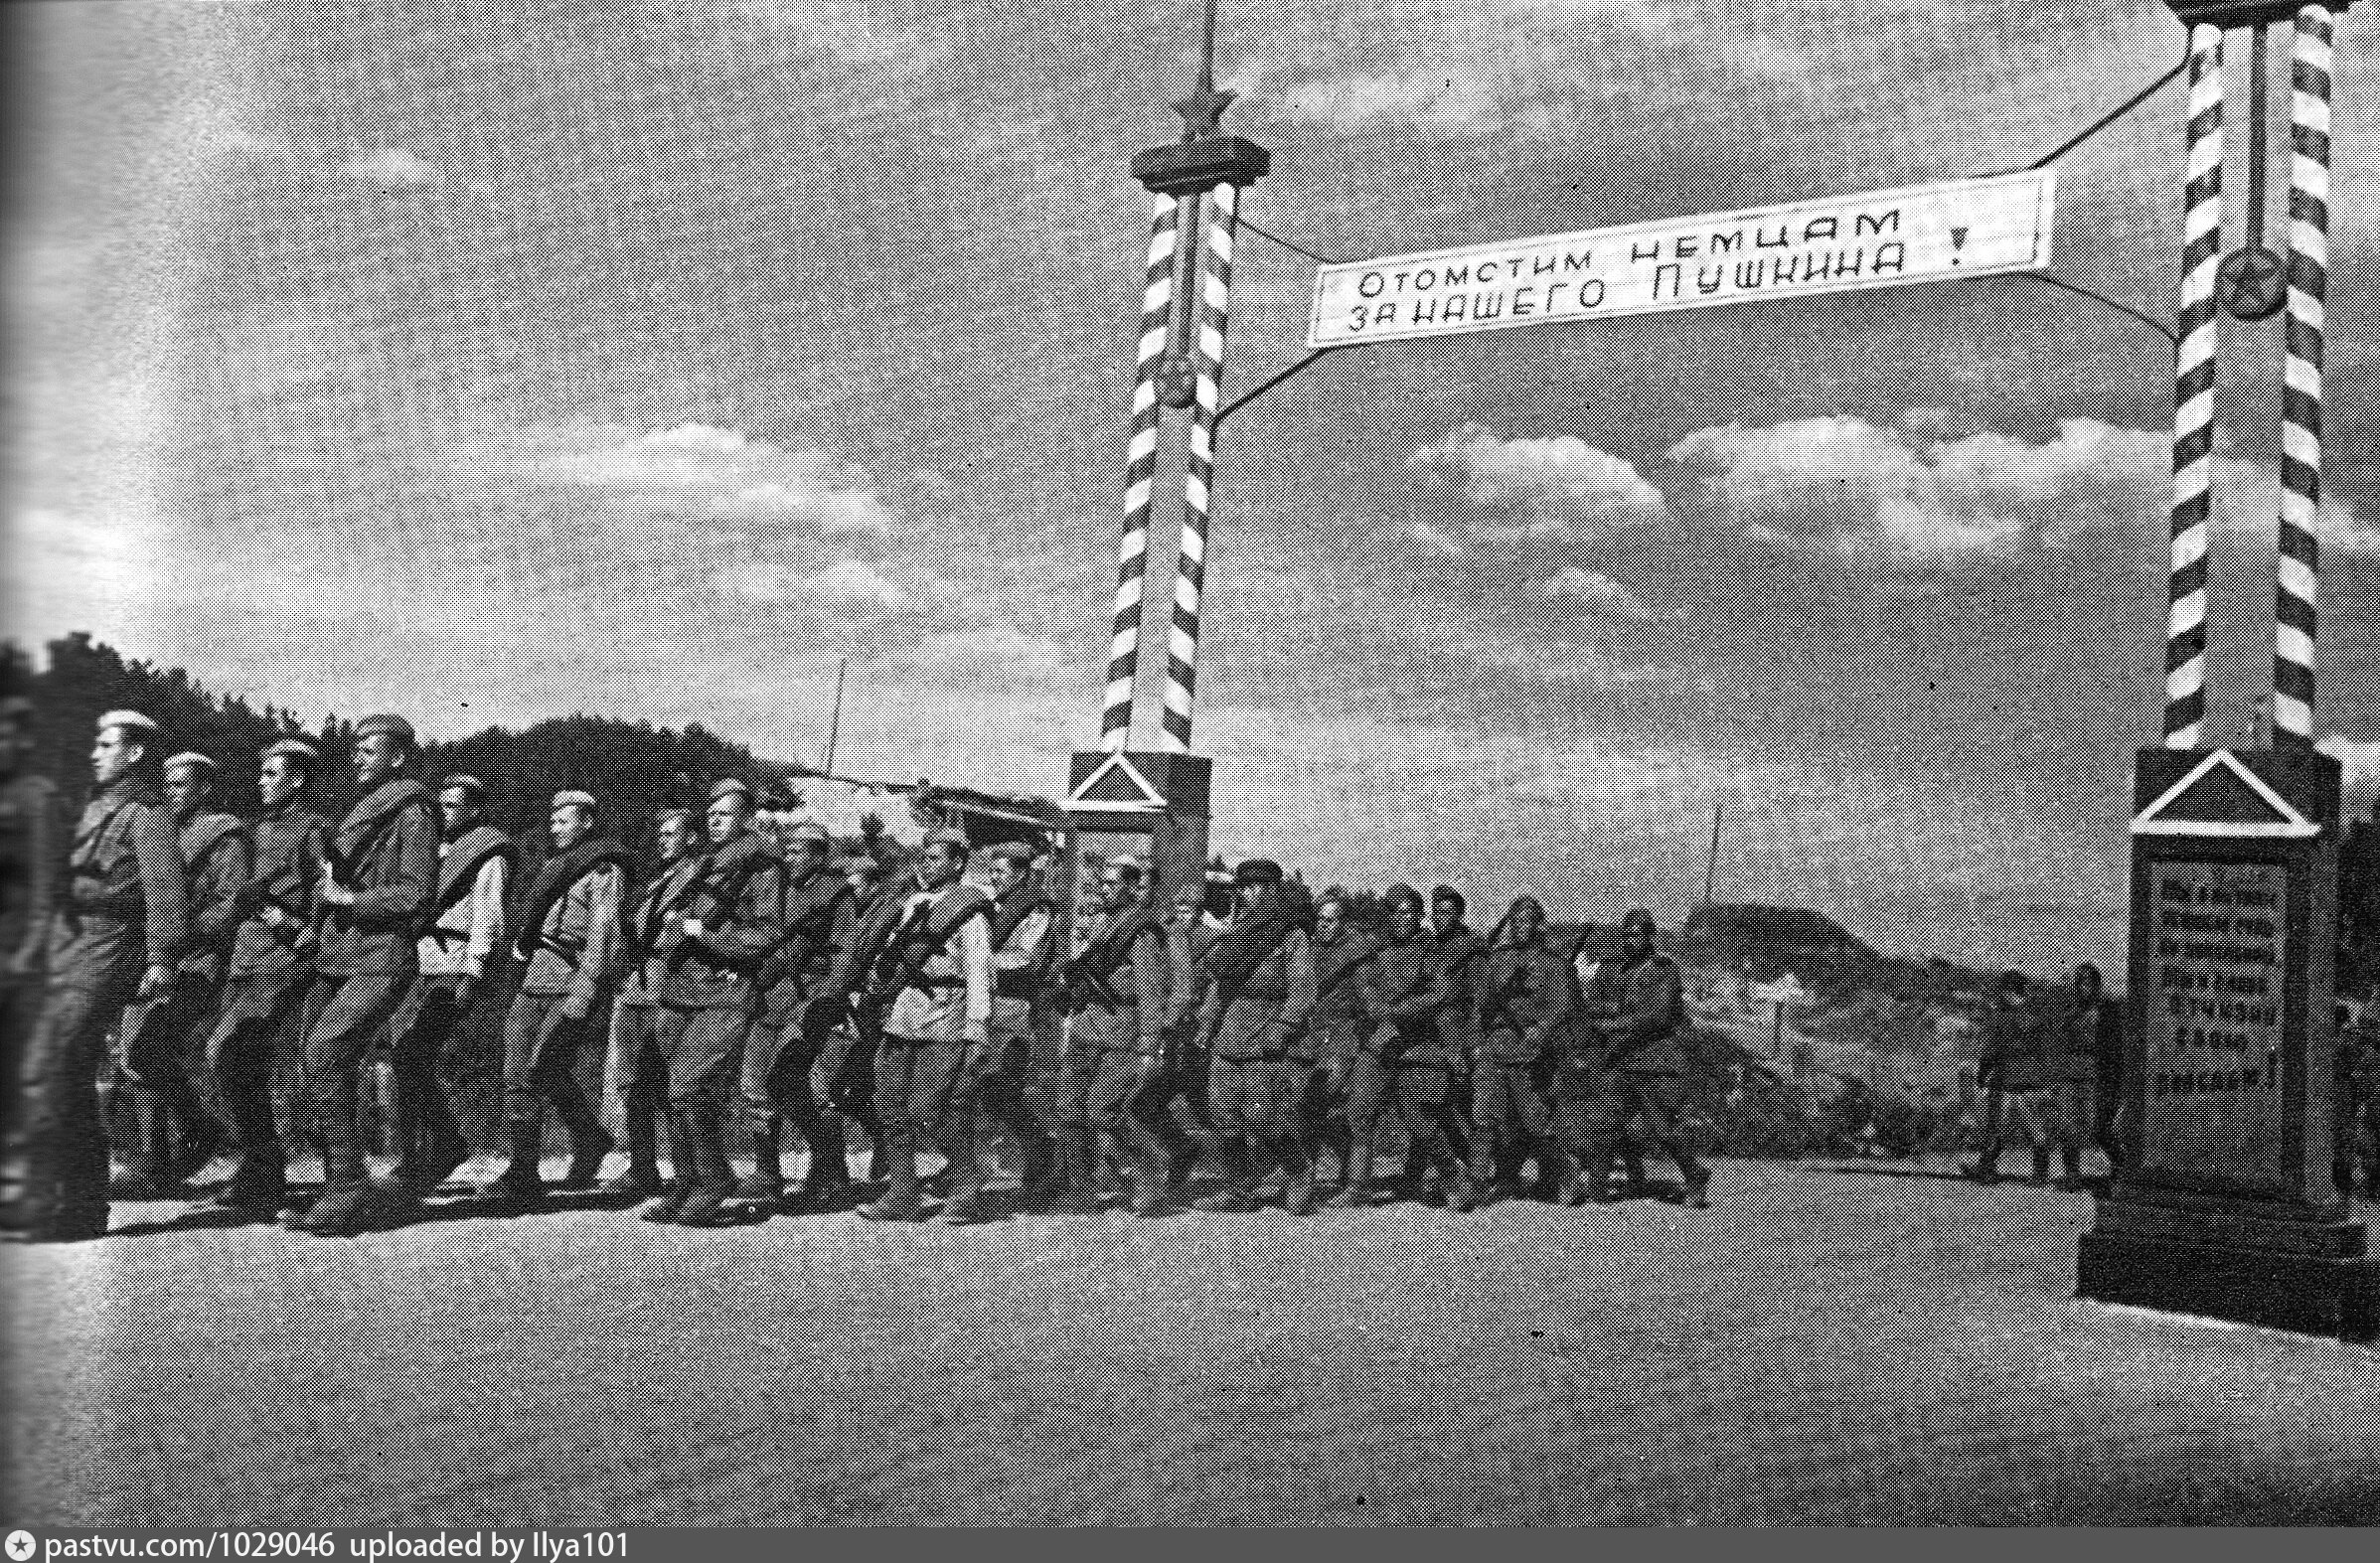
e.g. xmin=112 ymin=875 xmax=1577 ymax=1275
xmin=5 ymin=0 xmax=2379 ymax=1529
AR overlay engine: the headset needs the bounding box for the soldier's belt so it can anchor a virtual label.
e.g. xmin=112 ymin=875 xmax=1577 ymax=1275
xmin=902 ymin=975 xmax=969 ymax=992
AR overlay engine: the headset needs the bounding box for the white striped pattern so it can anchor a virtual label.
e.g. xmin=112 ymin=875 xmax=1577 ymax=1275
xmin=2272 ymin=4 xmax=2332 ymax=747
xmin=1162 ymin=182 xmax=1238 ymax=753
xmin=2165 ymin=24 xmax=2224 ymax=750
xmin=1104 ymin=193 xmax=1182 ymax=751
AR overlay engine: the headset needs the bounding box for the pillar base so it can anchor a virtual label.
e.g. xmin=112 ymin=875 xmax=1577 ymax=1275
xmin=2076 ymin=1197 xmax=2379 ymax=1341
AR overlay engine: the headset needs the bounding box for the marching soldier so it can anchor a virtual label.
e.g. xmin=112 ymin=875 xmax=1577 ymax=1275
xmin=1192 ymin=859 xmax=1319 ymax=1215
xmin=812 ymin=853 xmax=901 ymax=1187
xmin=1429 ymin=884 xmax=1486 ymax=1157
xmin=1132 ymin=879 xmax=1216 ymax=1197
xmin=1341 ymin=883 xmax=1473 ymax=1210
xmin=1467 ymin=895 xmax=1572 ymax=1205
xmin=1573 ymin=909 xmax=1709 ymax=1207
xmin=600 ymin=807 xmax=701 ymax=1200
xmin=202 ymin=737 xmax=329 ymax=1212
xmin=1 ymin=696 xmax=64 ymax=1156
xmin=12 ymin=710 xmax=189 ymax=1241
xmin=1050 ymin=856 xmax=1171 ymax=1215
xmin=383 ymin=774 xmax=514 ymax=1197
xmin=478 ymin=791 xmax=629 ymax=1206
xmin=857 ymin=828 xmax=994 ymax=1224
xmin=110 ymin=751 xmax=250 ymax=1195
xmin=980 ymin=841 xmax=1059 ymax=1205
xmin=647 ymin=778 xmax=784 ymax=1227
xmin=738 ymin=820 xmax=858 ymax=1212
xmin=287 ymin=713 xmax=439 ymax=1236
xmin=1305 ymin=889 xmax=1377 ymax=1195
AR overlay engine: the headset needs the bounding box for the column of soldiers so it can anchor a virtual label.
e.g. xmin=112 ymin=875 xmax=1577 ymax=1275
xmin=12 ymin=703 xmax=2380 ymax=1248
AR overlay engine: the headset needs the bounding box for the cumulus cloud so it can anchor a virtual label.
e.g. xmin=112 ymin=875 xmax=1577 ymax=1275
xmin=519 ymin=422 xmax=902 ymax=536
xmin=714 ymin=556 xmax=918 ymax=610
xmin=1535 ymin=566 xmax=1654 ymax=620
xmin=885 ymin=626 xmax=1073 ymax=689
xmin=1409 ymin=423 xmax=1668 ymax=545
xmin=338 ymin=147 xmax=443 ymax=188
xmin=1667 ymin=412 xmax=2379 ymax=564
xmin=2321 ymin=737 xmax=2380 ymax=802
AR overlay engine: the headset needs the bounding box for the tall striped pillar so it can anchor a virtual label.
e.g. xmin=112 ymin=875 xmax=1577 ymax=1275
xmin=1103 ymin=192 xmax=1183 ymax=752
xmin=1161 ymin=181 xmax=1241 ymax=753
xmin=2165 ymin=24 xmax=2225 ymax=750
xmin=2272 ymin=4 xmax=2332 ymax=749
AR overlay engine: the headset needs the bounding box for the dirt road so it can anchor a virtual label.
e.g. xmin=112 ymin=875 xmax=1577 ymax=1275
xmin=7 ymin=1161 xmax=2377 ymax=1525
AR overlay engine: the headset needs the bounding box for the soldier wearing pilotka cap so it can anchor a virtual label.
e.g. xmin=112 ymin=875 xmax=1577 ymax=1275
xmin=285 ymin=713 xmax=439 ymax=1237
xmin=201 ymin=737 xmax=330 ymax=1211
xmin=477 ymin=790 xmax=630 ymax=1207
xmin=109 ymin=750 xmax=251 ymax=1197
xmin=10 ymin=710 xmax=189 ymax=1242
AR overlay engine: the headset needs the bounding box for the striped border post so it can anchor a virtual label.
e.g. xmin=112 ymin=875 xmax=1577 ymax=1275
xmin=1104 ymin=192 xmax=1183 ymax=752
xmin=2273 ymin=4 xmax=2332 ymax=749
xmin=1161 ymin=180 xmax=1240 ymax=753
xmin=2165 ymin=24 xmax=2226 ymax=751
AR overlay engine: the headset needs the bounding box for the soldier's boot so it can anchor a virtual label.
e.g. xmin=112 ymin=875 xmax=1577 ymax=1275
xmin=209 ymin=1149 xmax=288 ymax=1213
xmin=2057 ymin=1148 xmax=2087 ymax=1189
xmin=1015 ymin=1129 xmax=1063 ymax=1207
xmin=148 ymin=1071 xmax=224 ymax=1187
xmin=109 ymin=1091 xmax=176 ymax=1196
xmin=473 ymin=1120 xmax=548 ymax=1206
xmin=797 ymin=1117 xmax=855 ymax=1209
xmin=1044 ymin=1127 xmax=1102 ymax=1215
xmin=673 ymin=1111 xmax=747 ymax=1226
xmin=1281 ymin=1147 xmax=1319 ymax=1217
xmin=287 ymin=1107 xmax=392 ymax=1236
xmin=732 ymin=1122 xmax=786 ymax=1205
xmin=602 ymin=1108 xmax=663 ymax=1200
xmin=1619 ymin=1146 xmax=1652 ymax=1198
xmin=1962 ymin=1143 xmax=2002 ymax=1183
xmin=552 ymin=1089 xmax=614 ymax=1191
xmin=637 ymin=1112 xmax=699 ymax=1222
xmin=1127 ymin=1131 xmax=1175 ymax=1217
xmin=1324 ymin=1146 xmax=1374 ymax=1208
xmin=1465 ymin=1140 xmax=1501 ymax=1208
xmin=2026 ymin=1148 xmax=2052 ymax=1187
xmin=856 ymin=1146 xmax=926 ymax=1222
xmin=1191 ymin=1136 xmax=1258 ymax=1213
xmin=1672 ymin=1145 xmax=1711 ymax=1208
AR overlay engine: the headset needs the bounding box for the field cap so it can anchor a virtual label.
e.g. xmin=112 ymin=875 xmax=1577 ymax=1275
xmin=1233 ymin=858 xmax=1284 ymax=886
xmin=261 ymin=737 xmax=321 ymax=767
xmin=709 ymin=777 xmax=753 ymax=804
xmin=553 ymin=789 xmax=597 ymax=811
xmin=355 ymin=714 xmax=415 ymax=745
xmin=97 ymin=709 xmax=159 ymax=738
xmin=163 ymin=751 xmax=217 ymax=775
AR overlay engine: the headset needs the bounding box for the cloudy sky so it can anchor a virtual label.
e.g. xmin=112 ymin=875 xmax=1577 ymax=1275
xmin=11 ymin=0 xmax=2380 ymax=971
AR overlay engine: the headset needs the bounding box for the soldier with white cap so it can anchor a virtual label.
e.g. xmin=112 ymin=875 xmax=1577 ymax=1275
xmin=11 ymin=710 xmax=189 ymax=1241
xmin=109 ymin=750 xmax=250 ymax=1196
xmin=201 ymin=736 xmax=330 ymax=1211
xmin=477 ymin=789 xmax=629 ymax=1207
xmin=285 ymin=712 xmax=438 ymax=1237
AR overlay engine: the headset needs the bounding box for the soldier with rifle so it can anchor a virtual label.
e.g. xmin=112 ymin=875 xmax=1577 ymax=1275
xmin=382 ymin=773 xmax=515 ymax=1198
xmin=110 ymin=751 xmax=249 ymax=1196
xmin=857 ymin=827 xmax=995 ymax=1224
xmin=201 ymin=737 xmax=329 ymax=1213
xmin=1466 ymin=895 xmax=1572 ymax=1205
xmin=736 ymin=820 xmax=858 ymax=1212
xmin=1133 ymin=880 xmax=1216 ymax=1198
xmin=1304 ymin=889 xmax=1377 ymax=1197
xmin=1049 ymin=855 xmax=1172 ymax=1215
xmin=600 ymin=806 xmax=701 ymax=1201
xmin=1429 ymin=884 xmax=1488 ymax=1167
xmin=11 ymin=710 xmax=189 ymax=1242
xmin=1192 ymin=859 xmax=1319 ymax=1215
xmin=812 ymin=853 xmax=902 ymax=1187
xmin=1569 ymin=909 xmax=1709 ymax=1207
xmin=645 ymin=777 xmax=784 ymax=1227
xmin=1341 ymin=883 xmax=1473 ymax=1211
xmin=978 ymin=841 xmax=1059 ymax=1206
xmin=287 ymin=713 xmax=438 ymax=1237
xmin=476 ymin=790 xmax=629 ymax=1207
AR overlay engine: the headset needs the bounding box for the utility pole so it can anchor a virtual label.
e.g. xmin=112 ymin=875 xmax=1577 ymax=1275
xmin=823 ymin=656 xmax=848 ymax=778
